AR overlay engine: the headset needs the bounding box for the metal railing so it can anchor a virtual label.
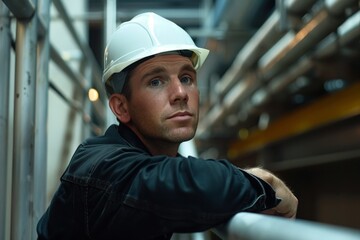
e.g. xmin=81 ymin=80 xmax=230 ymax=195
xmin=214 ymin=212 xmax=360 ymax=240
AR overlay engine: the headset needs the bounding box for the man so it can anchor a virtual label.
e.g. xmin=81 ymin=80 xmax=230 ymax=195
xmin=37 ymin=12 xmax=297 ymax=239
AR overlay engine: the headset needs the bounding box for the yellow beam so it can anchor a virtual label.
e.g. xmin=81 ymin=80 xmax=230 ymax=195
xmin=228 ymin=82 xmax=360 ymax=160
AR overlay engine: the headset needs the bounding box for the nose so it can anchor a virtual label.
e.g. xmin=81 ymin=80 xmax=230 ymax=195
xmin=169 ymin=78 xmax=188 ymax=104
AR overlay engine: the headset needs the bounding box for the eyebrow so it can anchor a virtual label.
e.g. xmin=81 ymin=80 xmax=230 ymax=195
xmin=141 ymin=66 xmax=167 ymax=81
xmin=180 ymin=64 xmax=197 ymax=75
xmin=140 ymin=63 xmax=196 ymax=81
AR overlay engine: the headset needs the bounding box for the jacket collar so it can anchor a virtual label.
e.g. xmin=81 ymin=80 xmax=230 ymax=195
xmin=112 ymin=124 xmax=152 ymax=155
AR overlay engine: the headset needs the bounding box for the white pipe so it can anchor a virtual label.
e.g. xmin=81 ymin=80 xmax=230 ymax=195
xmin=226 ymin=212 xmax=360 ymax=240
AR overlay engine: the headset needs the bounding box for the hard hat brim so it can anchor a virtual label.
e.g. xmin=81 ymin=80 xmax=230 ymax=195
xmin=103 ymin=45 xmax=209 ymax=86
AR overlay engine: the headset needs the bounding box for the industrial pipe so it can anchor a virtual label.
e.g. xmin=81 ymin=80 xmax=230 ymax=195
xmin=200 ymin=0 xmax=357 ymax=135
xmin=226 ymin=212 xmax=360 ymax=240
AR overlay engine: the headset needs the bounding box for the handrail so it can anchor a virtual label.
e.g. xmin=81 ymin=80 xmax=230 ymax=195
xmin=215 ymin=212 xmax=360 ymax=240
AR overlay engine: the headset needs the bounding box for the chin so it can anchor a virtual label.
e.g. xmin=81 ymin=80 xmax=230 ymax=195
xmin=169 ymin=128 xmax=196 ymax=143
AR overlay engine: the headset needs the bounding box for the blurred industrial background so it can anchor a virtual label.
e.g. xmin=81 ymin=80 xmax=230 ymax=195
xmin=1 ymin=0 xmax=360 ymax=239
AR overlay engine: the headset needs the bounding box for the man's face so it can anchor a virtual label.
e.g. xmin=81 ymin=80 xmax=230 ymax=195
xmin=125 ymin=54 xmax=199 ymax=146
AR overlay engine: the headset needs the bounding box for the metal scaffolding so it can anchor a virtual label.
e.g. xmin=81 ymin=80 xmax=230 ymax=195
xmin=1 ymin=0 xmax=106 ymax=239
xmin=0 ymin=2 xmax=11 ymax=240
xmin=33 ymin=0 xmax=51 ymax=238
xmin=11 ymin=0 xmax=39 ymax=239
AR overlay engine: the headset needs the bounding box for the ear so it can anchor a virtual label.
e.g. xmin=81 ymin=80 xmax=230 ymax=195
xmin=108 ymin=94 xmax=131 ymax=124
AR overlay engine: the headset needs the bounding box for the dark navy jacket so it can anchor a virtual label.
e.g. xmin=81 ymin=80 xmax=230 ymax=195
xmin=37 ymin=124 xmax=279 ymax=239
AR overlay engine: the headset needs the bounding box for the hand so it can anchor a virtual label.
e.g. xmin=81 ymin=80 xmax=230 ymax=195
xmin=245 ymin=167 xmax=298 ymax=219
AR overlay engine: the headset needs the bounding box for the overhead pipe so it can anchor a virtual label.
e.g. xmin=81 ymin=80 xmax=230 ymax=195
xmin=204 ymin=0 xmax=318 ymax=128
xmin=194 ymin=0 xmax=233 ymax=45
xmin=215 ymin=13 xmax=282 ymax=99
xmin=258 ymin=0 xmax=357 ymax=82
xmin=314 ymin=10 xmax=360 ymax=59
xmin=224 ymin=8 xmax=360 ymax=138
xmin=197 ymin=73 xmax=257 ymax=137
xmin=255 ymin=10 xmax=360 ymax=109
xmin=215 ymin=9 xmax=360 ymax=138
xmin=199 ymin=0 xmax=357 ymax=136
xmin=196 ymin=0 xmax=259 ymax=107
xmin=215 ymin=0 xmax=318 ymax=98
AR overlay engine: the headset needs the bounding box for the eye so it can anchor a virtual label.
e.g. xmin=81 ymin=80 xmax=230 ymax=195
xmin=149 ymin=78 xmax=162 ymax=87
xmin=180 ymin=75 xmax=192 ymax=85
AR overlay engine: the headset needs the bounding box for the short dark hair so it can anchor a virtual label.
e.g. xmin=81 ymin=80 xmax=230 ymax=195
xmin=105 ymin=55 xmax=154 ymax=99
xmin=120 ymin=72 xmax=132 ymax=100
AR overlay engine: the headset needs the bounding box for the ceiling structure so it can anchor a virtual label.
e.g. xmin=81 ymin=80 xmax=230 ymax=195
xmin=87 ymin=0 xmax=274 ymax=73
xmin=86 ymin=0 xmax=360 ymax=162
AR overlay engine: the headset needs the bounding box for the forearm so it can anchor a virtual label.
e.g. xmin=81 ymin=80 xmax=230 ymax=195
xmin=125 ymin=157 xmax=280 ymax=218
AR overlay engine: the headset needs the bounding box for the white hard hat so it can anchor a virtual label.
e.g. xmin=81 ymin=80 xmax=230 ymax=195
xmin=103 ymin=12 xmax=209 ymax=95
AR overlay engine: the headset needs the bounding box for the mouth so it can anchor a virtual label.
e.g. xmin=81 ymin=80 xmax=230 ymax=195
xmin=168 ymin=111 xmax=193 ymax=120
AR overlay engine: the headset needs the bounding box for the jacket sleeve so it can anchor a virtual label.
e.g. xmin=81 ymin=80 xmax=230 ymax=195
xmin=123 ymin=154 xmax=279 ymax=225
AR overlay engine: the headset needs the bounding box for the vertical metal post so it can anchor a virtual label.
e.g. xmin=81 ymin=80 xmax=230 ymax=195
xmin=0 ymin=3 xmax=11 ymax=240
xmin=104 ymin=0 xmax=117 ymax=126
xmin=33 ymin=0 xmax=50 ymax=238
xmin=81 ymin=59 xmax=92 ymax=139
xmin=11 ymin=0 xmax=38 ymax=239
